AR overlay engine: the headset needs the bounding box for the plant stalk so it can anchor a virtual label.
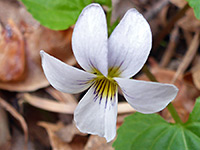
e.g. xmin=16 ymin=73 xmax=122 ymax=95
xmin=106 ymin=0 xmax=112 ymax=31
xmin=142 ymin=65 xmax=183 ymax=124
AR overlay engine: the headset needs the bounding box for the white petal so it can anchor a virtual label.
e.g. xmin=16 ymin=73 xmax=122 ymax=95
xmin=72 ymin=3 xmax=108 ymax=76
xmin=74 ymin=87 xmax=118 ymax=142
xmin=108 ymin=9 xmax=152 ymax=78
xmin=115 ymin=78 xmax=178 ymax=114
xmin=40 ymin=50 xmax=96 ymax=93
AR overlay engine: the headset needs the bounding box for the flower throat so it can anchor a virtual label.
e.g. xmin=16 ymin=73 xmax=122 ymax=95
xmin=91 ymin=67 xmax=121 ymax=106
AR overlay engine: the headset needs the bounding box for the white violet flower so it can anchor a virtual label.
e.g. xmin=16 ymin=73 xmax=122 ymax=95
xmin=40 ymin=3 xmax=178 ymax=142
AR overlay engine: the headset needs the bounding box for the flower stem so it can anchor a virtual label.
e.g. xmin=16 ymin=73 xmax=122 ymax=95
xmin=142 ymin=65 xmax=157 ymax=82
xmin=142 ymin=65 xmax=183 ymax=124
xmin=106 ymin=0 xmax=112 ymax=28
xmin=167 ymin=103 xmax=183 ymax=124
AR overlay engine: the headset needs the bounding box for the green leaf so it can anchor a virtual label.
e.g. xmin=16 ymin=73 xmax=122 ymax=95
xmin=94 ymin=0 xmax=112 ymax=7
xmin=113 ymin=97 xmax=200 ymax=150
xmin=108 ymin=18 xmax=119 ymax=36
xmin=21 ymin=0 xmax=92 ymax=30
xmin=186 ymin=0 xmax=200 ymax=19
xmin=187 ymin=97 xmax=200 ymax=122
xmin=184 ymin=97 xmax=200 ymax=139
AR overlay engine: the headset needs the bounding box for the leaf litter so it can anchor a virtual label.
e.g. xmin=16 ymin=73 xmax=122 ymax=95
xmin=0 ymin=0 xmax=200 ymax=149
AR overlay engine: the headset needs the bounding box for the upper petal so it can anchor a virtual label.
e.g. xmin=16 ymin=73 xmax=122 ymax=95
xmin=72 ymin=3 xmax=108 ymax=76
xmin=108 ymin=9 xmax=152 ymax=78
xmin=115 ymin=78 xmax=178 ymax=114
xmin=40 ymin=50 xmax=96 ymax=94
xmin=74 ymin=86 xmax=118 ymax=142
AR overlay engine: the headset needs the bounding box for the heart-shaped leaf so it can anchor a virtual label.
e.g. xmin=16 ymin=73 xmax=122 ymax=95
xmin=113 ymin=97 xmax=200 ymax=150
xmin=186 ymin=0 xmax=200 ymax=19
xmin=21 ymin=0 xmax=92 ymax=30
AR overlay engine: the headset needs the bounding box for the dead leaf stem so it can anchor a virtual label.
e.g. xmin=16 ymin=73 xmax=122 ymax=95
xmin=0 ymin=97 xmax=28 ymax=150
xmin=172 ymin=32 xmax=200 ymax=83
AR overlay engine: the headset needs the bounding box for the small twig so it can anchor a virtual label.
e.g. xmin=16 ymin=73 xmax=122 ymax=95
xmin=0 ymin=19 xmax=5 ymax=29
xmin=142 ymin=64 xmax=183 ymax=124
xmin=183 ymin=30 xmax=193 ymax=47
xmin=144 ymin=0 xmax=169 ymax=20
xmin=172 ymin=32 xmax=200 ymax=83
xmin=153 ymin=3 xmax=190 ymax=51
xmin=23 ymin=93 xmax=77 ymax=114
xmin=160 ymin=26 xmax=179 ymax=67
xmin=118 ymin=102 xmax=135 ymax=114
xmin=142 ymin=65 xmax=158 ymax=82
xmin=0 ymin=97 xmax=28 ymax=150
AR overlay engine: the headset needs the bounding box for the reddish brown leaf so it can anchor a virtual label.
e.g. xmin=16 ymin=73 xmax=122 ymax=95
xmin=0 ymin=20 xmax=25 ymax=82
xmin=38 ymin=121 xmax=72 ymax=150
xmin=0 ymin=26 xmax=75 ymax=92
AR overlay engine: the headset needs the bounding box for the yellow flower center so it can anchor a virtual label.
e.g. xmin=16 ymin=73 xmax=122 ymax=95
xmin=90 ymin=67 xmax=121 ymax=105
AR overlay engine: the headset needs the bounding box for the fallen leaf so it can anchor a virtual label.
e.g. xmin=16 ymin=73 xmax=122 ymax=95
xmin=0 ymin=106 xmax=11 ymax=150
xmin=184 ymin=64 xmax=200 ymax=91
xmin=23 ymin=93 xmax=77 ymax=114
xmin=138 ymin=64 xmax=197 ymax=123
xmin=38 ymin=121 xmax=72 ymax=150
xmin=117 ymin=102 xmax=135 ymax=114
xmin=170 ymin=0 xmax=187 ymax=8
xmin=192 ymin=66 xmax=200 ymax=90
xmin=171 ymin=32 xmax=200 ymax=83
xmin=0 ymin=26 xmax=76 ymax=92
xmin=0 ymin=97 xmax=28 ymax=148
xmin=84 ymin=135 xmax=114 ymax=150
xmin=0 ymin=20 xmax=25 ymax=82
xmin=11 ymin=127 xmax=35 ymax=150
xmin=55 ymin=123 xmax=86 ymax=143
xmin=178 ymin=9 xmax=200 ymax=32
xmin=45 ymin=87 xmax=77 ymax=104
xmin=69 ymin=135 xmax=88 ymax=150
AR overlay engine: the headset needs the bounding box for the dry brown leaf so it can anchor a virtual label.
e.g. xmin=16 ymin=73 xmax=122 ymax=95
xmin=192 ymin=66 xmax=200 ymax=90
xmin=144 ymin=0 xmax=169 ymax=20
xmin=118 ymin=102 xmax=135 ymax=114
xmin=55 ymin=123 xmax=86 ymax=143
xmin=0 ymin=1 xmax=21 ymax=25
xmin=11 ymin=127 xmax=35 ymax=150
xmin=0 ymin=0 xmax=39 ymax=27
xmin=38 ymin=121 xmax=72 ymax=150
xmin=193 ymin=71 xmax=200 ymax=89
xmin=84 ymin=135 xmax=114 ymax=150
xmin=0 ymin=97 xmax=28 ymax=148
xmin=160 ymin=26 xmax=179 ymax=67
xmin=172 ymin=32 xmax=200 ymax=83
xmin=117 ymin=114 xmax=130 ymax=126
xmin=0 ymin=27 xmax=76 ymax=92
xmin=0 ymin=106 xmax=11 ymax=150
xmin=184 ymin=64 xmax=200 ymax=90
xmin=178 ymin=9 xmax=200 ymax=32
xmin=138 ymin=64 xmax=198 ymax=123
xmin=111 ymin=0 xmax=135 ymax=23
xmin=69 ymin=135 xmax=88 ymax=150
xmin=45 ymin=87 xmax=77 ymax=104
xmin=23 ymin=93 xmax=76 ymax=114
xmin=0 ymin=20 xmax=25 ymax=82
xmin=170 ymin=0 xmax=187 ymax=8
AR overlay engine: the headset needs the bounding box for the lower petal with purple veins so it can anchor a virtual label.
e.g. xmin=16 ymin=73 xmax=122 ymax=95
xmin=74 ymin=86 xmax=118 ymax=142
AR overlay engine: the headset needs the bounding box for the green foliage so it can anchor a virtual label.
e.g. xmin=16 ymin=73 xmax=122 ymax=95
xmin=113 ymin=97 xmax=200 ymax=150
xmin=21 ymin=0 xmax=92 ymax=30
xmin=186 ymin=0 xmax=200 ymax=19
xmin=94 ymin=0 xmax=111 ymax=7
xmin=108 ymin=19 xmax=119 ymax=36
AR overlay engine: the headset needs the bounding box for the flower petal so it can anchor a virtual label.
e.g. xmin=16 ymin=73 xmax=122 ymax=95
xmin=108 ymin=9 xmax=152 ymax=78
xmin=72 ymin=3 xmax=108 ymax=76
xmin=115 ymin=78 xmax=178 ymax=114
xmin=40 ymin=50 xmax=96 ymax=93
xmin=74 ymin=87 xmax=118 ymax=142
